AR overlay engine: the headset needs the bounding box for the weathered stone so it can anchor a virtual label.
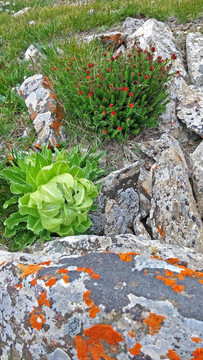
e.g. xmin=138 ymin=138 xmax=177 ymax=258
xmin=89 ymin=162 xmax=140 ymax=235
xmin=18 ymin=74 xmax=65 ymax=146
xmin=127 ymin=18 xmax=186 ymax=77
xmin=146 ymin=135 xmax=203 ymax=248
xmin=122 ymin=17 xmax=145 ymax=34
xmin=12 ymin=7 xmax=30 ymax=17
xmin=176 ymin=78 xmax=203 ymax=137
xmin=186 ymin=32 xmax=203 ymax=87
xmin=133 ymin=215 xmax=151 ymax=240
xmin=0 ymin=235 xmax=203 ymax=359
xmin=24 ymin=44 xmax=41 ymax=61
xmin=191 ymin=141 xmax=203 ymax=218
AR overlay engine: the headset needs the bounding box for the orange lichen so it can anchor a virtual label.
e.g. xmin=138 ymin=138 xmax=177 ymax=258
xmin=167 ymin=349 xmax=182 ymax=360
xmin=180 ymin=269 xmax=195 ymax=278
xmin=37 ymin=261 xmax=52 ymax=266
xmin=30 ymin=278 xmax=37 ymax=286
xmin=166 ymin=258 xmax=180 ymax=265
xmin=176 ymin=274 xmax=185 ymax=281
xmin=31 ymin=111 xmax=37 ymax=121
xmin=198 ymin=280 xmax=203 ymax=284
xmin=165 ymin=270 xmax=174 ymax=278
xmin=16 ymin=283 xmax=23 ymax=289
xmin=144 ymin=270 xmax=147 ymax=276
xmin=38 ymin=290 xmax=50 ymax=307
xmin=35 ymin=143 xmax=42 ymax=150
xmin=0 ymin=261 xmax=6 ymax=266
xmin=128 ymin=331 xmax=135 ymax=338
xmin=178 ymin=154 xmax=182 ymax=161
xmin=42 ymin=76 xmax=52 ymax=89
xmin=156 ymin=275 xmax=176 ymax=286
xmin=172 ymin=284 xmax=184 ymax=293
xmin=83 ymin=290 xmax=100 ymax=318
xmin=157 ymin=225 xmax=164 ymax=238
xmin=50 ymin=92 xmax=55 ymax=99
xmin=45 ymin=277 xmax=57 ymax=288
xmin=143 ymin=312 xmax=165 ymax=335
xmin=129 ymin=343 xmax=142 ymax=356
xmin=63 ymin=274 xmax=69 ymax=284
xmin=30 ymin=308 xmax=46 ymax=331
xmin=191 ymin=338 xmax=202 ymax=344
xmin=77 ymin=267 xmax=100 ymax=279
xmin=18 ymin=264 xmax=44 ymax=279
xmin=191 ymin=348 xmax=203 ymax=360
xmin=57 ymin=268 xmax=68 ymax=274
xmin=19 ymin=90 xmax=22 ymax=94
xmin=154 ymin=165 xmax=158 ymax=170
xmin=50 ymin=119 xmax=61 ymax=134
xmin=75 ymin=324 xmax=124 ymax=360
xmin=117 ymin=252 xmax=138 ymax=262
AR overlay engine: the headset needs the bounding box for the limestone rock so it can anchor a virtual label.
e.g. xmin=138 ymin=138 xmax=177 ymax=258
xmin=133 ymin=215 xmax=151 ymax=240
xmin=0 ymin=235 xmax=203 ymax=360
xmin=18 ymin=74 xmax=65 ymax=146
xmin=12 ymin=7 xmax=30 ymax=17
xmin=89 ymin=162 xmax=140 ymax=235
xmin=191 ymin=141 xmax=203 ymax=218
xmin=176 ymin=78 xmax=203 ymax=137
xmin=186 ymin=32 xmax=203 ymax=87
xmin=122 ymin=17 xmax=145 ymax=34
xmin=24 ymin=44 xmax=40 ymax=61
xmin=147 ymin=136 xmax=203 ymax=248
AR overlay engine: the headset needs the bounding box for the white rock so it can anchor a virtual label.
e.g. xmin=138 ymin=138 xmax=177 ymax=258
xmin=24 ymin=44 xmax=40 ymax=61
xmin=12 ymin=7 xmax=30 ymax=17
xmin=186 ymin=32 xmax=203 ymax=87
xmin=191 ymin=141 xmax=203 ymax=218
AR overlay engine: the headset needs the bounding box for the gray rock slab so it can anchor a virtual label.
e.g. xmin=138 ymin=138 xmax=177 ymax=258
xmin=186 ymin=32 xmax=203 ymax=87
xmin=0 ymin=240 xmax=203 ymax=360
xmin=191 ymin=141 xmax=203 ymax=218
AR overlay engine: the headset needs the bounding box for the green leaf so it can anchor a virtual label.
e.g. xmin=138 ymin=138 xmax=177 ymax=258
xmin=69 ymin=166 xmax=84 ymax=178
xmin=40 ymin=213 xmax=63 ymax=233
xmin=4 ymin=212 xmax=28 ymax=230
xmin=10 ymin=182 xmax=32 ymax=194
xmin=3 ymin=195 xmax=19 ymax=209
xmin=27 ymin=215 xmax=44 ymax=235
xmin=36 ymin=161 xmax=70 ymax=186
xmin=2 ymin=168 xmax=27 ymax=185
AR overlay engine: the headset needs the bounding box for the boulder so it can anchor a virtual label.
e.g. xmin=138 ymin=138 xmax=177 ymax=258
xmin=145 ymin=135 xmax=203 ymax=248
xmin=18 ymin=74 xmax=65 ymax=146
xmin=89 ymin=162 xmax=140 ymax=235
xmin=0 ymin=235 xmax=203 ymax=360
xmin=191 ymin=141 xmax=203 ymax=218
xmin=186 ymin=32 xmax=203 ymax=87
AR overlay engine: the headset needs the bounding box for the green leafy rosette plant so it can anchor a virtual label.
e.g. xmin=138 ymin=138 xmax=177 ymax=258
xmin=0 ymin=146 xmax=104 ymax=251
xmin=40 ymin=40 xmax=178 ymax=141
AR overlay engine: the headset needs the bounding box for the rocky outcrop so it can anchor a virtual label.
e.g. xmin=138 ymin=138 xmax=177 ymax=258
xmin=0 ymin=235 xmax=203 ymax=360
xmin=18 ymin=74 xmax=65 ymax=146
xmin=186 ymin=32 xmax=203 ymax=88
xmin=191 ymin=141 xmax=203 ymax=218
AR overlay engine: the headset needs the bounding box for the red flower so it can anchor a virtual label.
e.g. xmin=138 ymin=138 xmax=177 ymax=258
xmin=106 ymin=59 xmax=109 ymax=62
xmin=154 ymin=115 xmax=157 ymax=118
xmin=129 ymin=103 xmax=134 ymax=108
xmin=87 ymin=92 xmax=92 ymax=98
xmin=133 ymin=65 xmax=136 ymax=68
xmin=121 ymin=87 xmax=129 ymax=91
xmin=88 ymin=63 xmax=95 ymax=68
xmin=96 ymin=74 xmax=100 ymax=77
xmin=78 ymin=90 xmax=83 ymax=95
xmin=138 ymin=72 xmax=141 ymax=76
xmin=158 ymin=56 xmax=162 ymax=59
xmin=151 ymin=47 xmax=156 ymax=52
xmin=66 ymin=67 xmax=71 ymax=70
xmin=73 ymin=85 xmax=77 ymax=88
xmin=52 ymin=67 xmax=57 ymax=71
xmin=176 ymin=70 xmax=180 ymax=74
xmin=86 ymin=76 xmax=91 ymax=79
xmin=111 ymin=111 xmax=116 ymax=116
xmin=107 ymin=68 xmax=111 ymax=72
xmin=117 ymin=126 xmax=122 ymax=131
xmin=103 ymin=52 xmax=107 ymax=56
xmin=86 ymin=70 xmax=90 ymax=74
xmin=110 ymin=84 xmax=113 ymax=88
xmin=109 ymin=104 xmax=113 ymax=108
xmin=111 ymin=56 xmax=115 ymax=61
xmin=171 ymin=53 xmax=177 ymax=60
xmin=72 ymin=57 xmax=76 ymax=60
xmin=103 ymin=129 xmax=107 ymax=134
xmin=103 ymin=111 xmax=107 ymax=115
xmin=153 ymin=76 xmax=157 ymax=78
xmin=129 ymin=92 xmax=134 ymax=97
xmin=150 ymin=66 xmax=154 ymax=71
xmin=144 ymin=75 xmax=149 ymax=79
xmin=134 ymin=81 xmax=139 ymax=84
